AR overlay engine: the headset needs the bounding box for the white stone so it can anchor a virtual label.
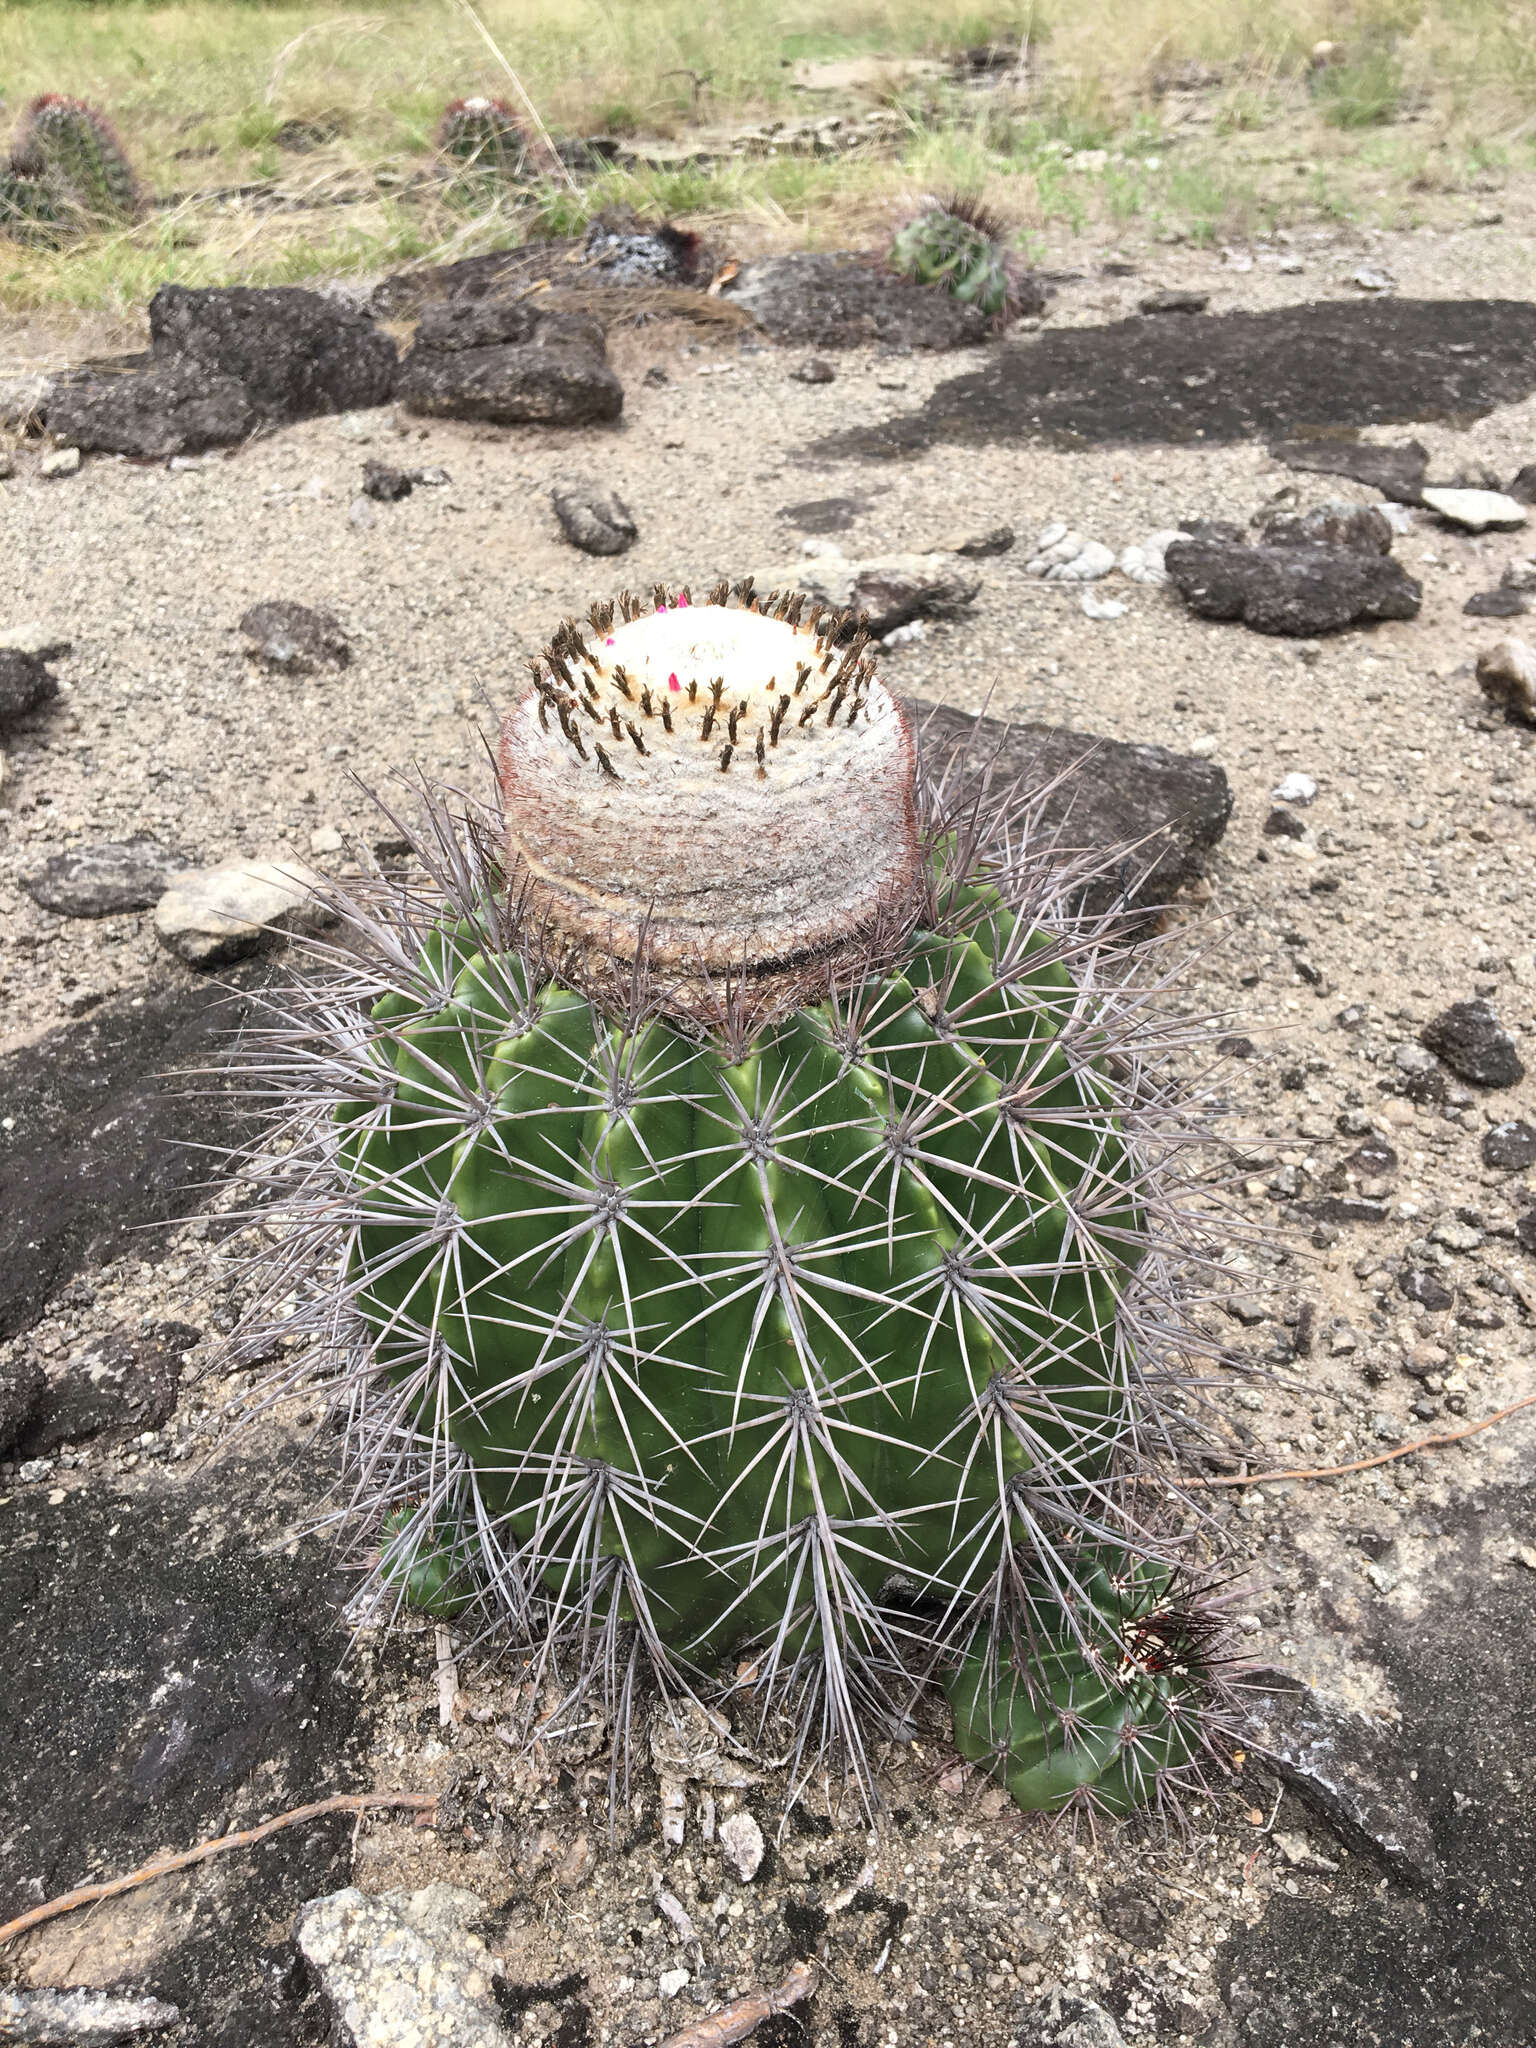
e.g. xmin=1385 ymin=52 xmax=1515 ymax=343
xmin=1351 ymin=266 xmax=1395 ymax=292
xmin=1049 ymin=539 xmax=1115 ymax=582
xmin=0 ymin=621 xmax=72 ymax=660
xmin=348 ymin=494 xmax=376 ymax=531
xmin=658 ymin=1969 xmax=691 ymax=1998
xmin=310 ymin=826 xmax=346 ymax=855
xmin=1271 ymin=771 xmax=1318 ymax=804
xmin=1477 ymin=635 xmax=1536 ymax=724
xmin=1421 ymin=486 xmax=1528 ymax=533
xmin=296 ymin=1884 xmax=505 ymax=2048
xmin=718 ymin=1808 xmax=765 ymax=1881
xmin=154 ymin=858 xmax=332 ymax=968
xmin=40 ymin=446 xmax=81 ymax=477
xmin=1188 ymin=733 xmax=1221 ymax=758
xmin=1080 ymin=592 xmax=1127 ymax=619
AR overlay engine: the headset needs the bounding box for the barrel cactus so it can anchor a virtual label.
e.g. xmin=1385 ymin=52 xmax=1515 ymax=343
xmin=891 ymin=194 xmax=1021 ymax=322
xmin=237 ymin=582 xmax=1232 ymax=1819
xmin=7 ymin=95 xmax=141 ymax=234
xmin=435 ymin=94 xmax=528 ymax=178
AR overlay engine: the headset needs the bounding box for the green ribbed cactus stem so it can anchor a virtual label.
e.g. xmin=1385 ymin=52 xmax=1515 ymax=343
xmin=945 ymin=1560 xmax=1221 ymax=1815
xmin=890 ymin=195 xmax=1019 ymax=321
xmin=233 ymin=579 xmax=1231 ymax=1814
xmin=9 ymin=95 xmax=141 ymax=230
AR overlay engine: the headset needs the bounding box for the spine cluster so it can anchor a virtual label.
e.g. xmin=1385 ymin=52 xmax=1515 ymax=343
xmin=526 ymin=583 xmax=880 ymax=783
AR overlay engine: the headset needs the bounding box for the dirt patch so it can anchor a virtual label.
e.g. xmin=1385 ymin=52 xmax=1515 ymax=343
xmin=1219 ymin=1481 xmax=1536 ymax=2048
xmin=0 ymin=976 xmax=260 ymax=1343
xmin=813 ymin=299 xmax=1536 ymax=457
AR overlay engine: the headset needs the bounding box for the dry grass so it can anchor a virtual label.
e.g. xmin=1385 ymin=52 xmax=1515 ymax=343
xmin=2 ymin=0 xmax=1535 ymax=315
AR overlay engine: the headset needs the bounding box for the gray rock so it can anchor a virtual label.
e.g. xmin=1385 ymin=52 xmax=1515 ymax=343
xmin=1420 ymin=999 xmax=1525 ymax=1088
xmin=48 ymin=356 xmax=257 ymax=460
xmin=1257 ymin=501 xmax=1393 ymax=554
xmin=0 ymin=370 xmax=55 ymax=433
xmin=792 ymin=356 xmax=836 ymax=383
xmin=756 ymin=552 xmax=981 ymax=637
xmin=1421 ymin=485 xmax=1529 ymax=532
xmin=411 ymin=294 xmax=538 ymax=353
xmin=20 ymin=837 xmax=190 ymax=917
xmin=1464 ymin=586 xmax=1529 ymax=617
xmin=1476 ymin=636 xmax=1536 ymax=725
xmin=551 ymin=476 xmax=637 ymax=555
xmin=361 ymin=459 xmax=413 ymax=501
xmin=723 ymin=251 xmax=998 ymax=349
xmin=239 ymin=599 xmax=351 ymax=672
xmin=149 ymin=282 xmax=398 ymax=423
xmin=0 ymin=1355 xmax=44 ymax=1458
xmin=295 ymin=1883 xmax=507 ymax=2048
xmin=1010 ymin=1992 xmax=1127 ymax=2048
xmin=1508 ymin=462 xmax=1536 ymax=504
xmin=1139 ymin=287 xmax=1209 ymax=314
xmin=909 ymin=702 xmax=1232 ymax=922
xmin=0 ymin=1987 xmax=180 ymax=2043
xmin=1269 ymin=436 xmax=1429 ymax=505
xmin=717 ymin=1808 xmax=765 ymax=1881
xmin=1164 ymin=534 xmax=1422 ymax=635
xmin=15 ymin=1321 xmax=198 ymax=1459
xmin=399 ymin=333 xmax=622 ymax=426
xmin=1244 ymin=1672 xmax=1440 ymax=1884
xmin=153 ymin=858 xmax=332 ymax=968
xmin=1399 ymin=1265 xmax=1454 ymax=1311
xmin=949 ymin=524 xmax=1015 ymax=557
xmin=0 ymin=647 xmax=58 ymax=727
xmin=1483 ymin=1119 xmax=1536 ymax=1170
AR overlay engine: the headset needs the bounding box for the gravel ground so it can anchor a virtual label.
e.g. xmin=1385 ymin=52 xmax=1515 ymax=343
xmin=2 ymin=195 xmax=1535 ymax=2048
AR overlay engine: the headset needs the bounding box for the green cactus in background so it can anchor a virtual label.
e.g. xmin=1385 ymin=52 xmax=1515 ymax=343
xmin=237 ymin=582 xmax=1232 ymax=1818
xmin=890 ymin=193 xmax=1022 ymax=321
xmin=435 ymin=94 xmax=528 ymax=179
xmin=6 ymin=95 xmax=142 ymax=236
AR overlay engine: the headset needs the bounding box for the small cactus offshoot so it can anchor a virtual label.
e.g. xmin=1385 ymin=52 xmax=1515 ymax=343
xmin=435 ymin=94 xmax=529 ymax=179
xmin=5 ymin=95 xmax=141 ymax=238
xmin=232 ymin=583 xmax=1235 ymax=1821
xmin=890 ymin=193 xmax=1022 ymax=322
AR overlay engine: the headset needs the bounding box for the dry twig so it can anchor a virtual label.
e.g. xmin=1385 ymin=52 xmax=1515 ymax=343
xmin=1190 ymin=1391 xmax=1536 ymax=1487
xmin=0 ymin=1792 xmax=438 ymax=1949
xmin=657 ymin=1961 xmax=818 ymax=2048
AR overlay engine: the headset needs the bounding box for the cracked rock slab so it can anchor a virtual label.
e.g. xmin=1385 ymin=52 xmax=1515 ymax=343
xmin=295 ymin=1883 xmax=505 ymax=2048
xmin=153 ymin=858 xmax=332 ymax=968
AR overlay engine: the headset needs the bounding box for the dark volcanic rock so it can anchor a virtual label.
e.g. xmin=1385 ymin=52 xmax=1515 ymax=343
xmin=20 ymin=837 xmax=190 ymax=917
xmin=1483 ymin=1118 xmax=1536 ymax=1170
xmin=399 ymin=330 xmax=622 ymax=427
xmin=1270 ymin=436 xmax=1429 ymax=504
xmin=15 ymin=1320 xmax=201 ymax=1458
xmin=1164 ymin=535 xmax=1422 ymax=635
xmin=1464 ymin=586 xmax=1529 ymax=617
xmin=0 ymin=646 xmax=59 ymax=727
xmin=0 ymin=979 xmax=258 ymax=1343
xmin=1264 ymin=806 xmax=1307 ymax=839
xmin=724 ymin=251 xmax=997 ymax=350
xmin=1421 ymin=999 xmax=1525 ymax=1088
xmin=411 ymin=293 xmax=538 ymax=353
xmin=550 ymin=476 xmax=637 ymax=555
xmin=779 ymin=495 xmax=865 ymax=534
xmin=1221 ymin=1483 xmax=1536 ymax=2047
xmin=0 ymin=1459 xmax=364 ymax=2048
xmin=1139 ymin=288 xmax=1209 ymax=314
xmin=1257 ymin=501 xmax=1393 ymax=553
xmin=812 ymin=301 xmax=1536 ymax=458
xmin=909 ymin=702 xmax=1232 ymax=920
xmin=0 ymin=1356 xmax=44 ymax=1458
xmin=239 ymin=600 xmax=351 ymax=672
xmin=1399 ymin=1266 xmax=1454 ymax=1311
xmin=148 ymin=283 xmax=398 ymax=423
xmin=792 ymin=356 xmax=837 ymax=384
xmin=361 ymin=459 xmax=413 ymax=501
xmin=1509 ymin=461 xmax=1536 ymax=504
xmin=47 ymin=357 xmax=257 ymax=459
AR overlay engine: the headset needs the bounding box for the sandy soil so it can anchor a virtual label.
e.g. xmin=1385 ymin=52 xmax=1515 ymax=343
xmin=2 ymin=194 xmax=1535 ymax=2048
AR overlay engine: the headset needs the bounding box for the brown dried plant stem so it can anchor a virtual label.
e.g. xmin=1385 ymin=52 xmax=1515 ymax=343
xmin=0 ymin=1792 xmax=439 ymax=1950
xmin=1190 ymin=1391 xmax=1536 ymax=1488
xmin=658 ymin=1961 xmax=818 ymax=2048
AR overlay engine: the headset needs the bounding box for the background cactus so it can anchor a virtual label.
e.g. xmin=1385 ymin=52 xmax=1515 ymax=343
xmin=6 ymin=95 xmax=141 ymax=235
xmin=435 ymin=94 xmax=529 ymax=179
xmin=890 ymin=193 xmax=1023 ymax=321
xmin=237 ymin=584 xmax=1233 ymax=1819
